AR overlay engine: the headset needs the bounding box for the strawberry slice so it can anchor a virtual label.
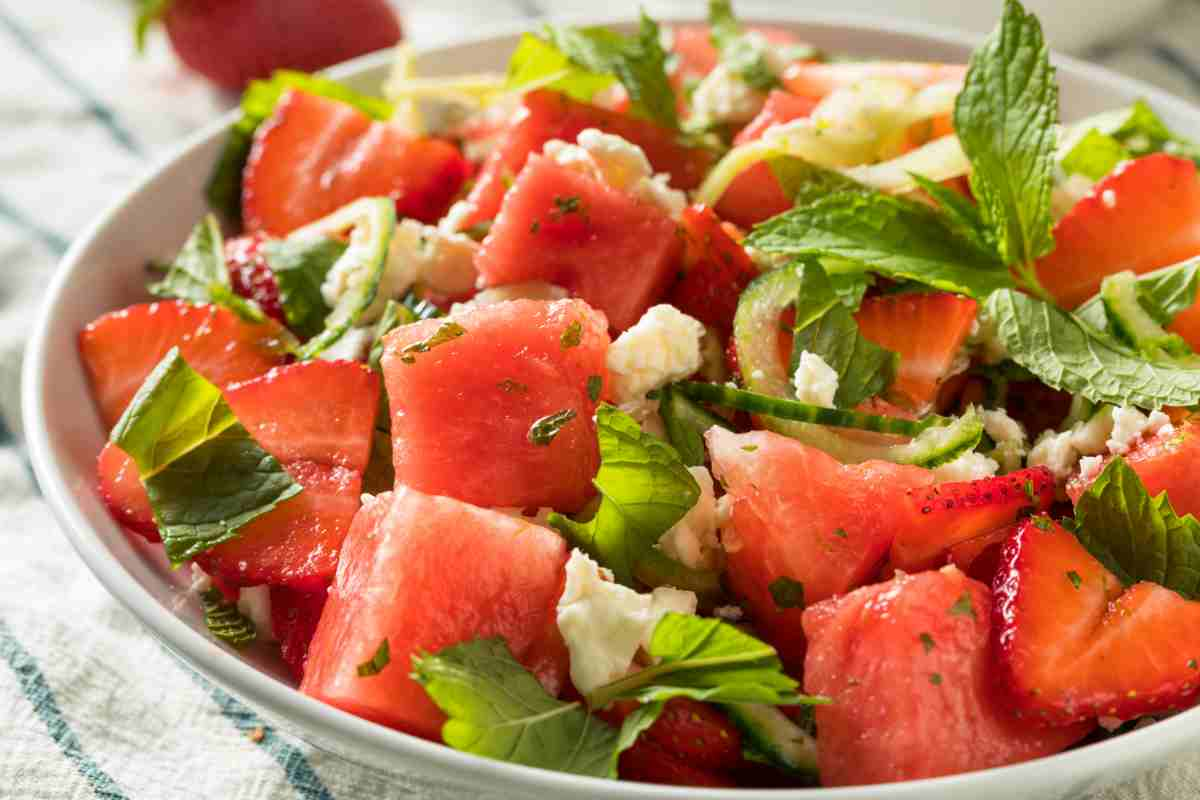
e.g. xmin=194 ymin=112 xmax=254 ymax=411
xmin=619 ymin=738 xmax=737 ymax=788
xmin=457 ymin=90 xmax=715 ymax=231
xmin=1067 ymin=421 xmax=1200 ymax=515
xmin=803 ymin=566 xmax=1090 ymax=786
xmin=225 ymin=233 xmax=284 ymax=325
xmin=641 ymin=698 xmax=743 ymax=772
xmin=994 ymin=517 xmax=1200 ymax=723
xmin=1036 ymin=154 xmax=1200 ymax=308
xmin=243 ymin=89 xmax=469 ymax=236
xmin=889 ymin=466 xmax=1055 ymax=573
xmin=781 ymin=61 xmax=966 ymax=101
xmin=947 ymin=524 xmax=1017 ymax=585
xmin=854 ymin=292 xmax=978 ymax=411
xmin=96 ymin=443 xmax=158 ymax=541
xmin=271 ymin=585 xmax=329 ymax=682
xmin=668 ymin=206 xmax=759 ymax=331
xmin=194 ymin=360 xmax=380 ymax=589
xmin=79 ymin=300 xmax=290 ymax=430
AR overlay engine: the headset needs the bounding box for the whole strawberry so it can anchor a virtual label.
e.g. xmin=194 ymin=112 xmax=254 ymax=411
xmin=135 ymin=0 xmax=403 ymax=91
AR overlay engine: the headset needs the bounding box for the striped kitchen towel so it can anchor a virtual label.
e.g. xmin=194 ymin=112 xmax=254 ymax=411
xmin=4 ymin=1 xmax=1200 ymax=797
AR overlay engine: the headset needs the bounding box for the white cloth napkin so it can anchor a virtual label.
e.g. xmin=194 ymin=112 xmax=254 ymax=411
xmin=4 ymin=1 xmax=1200 ymax=797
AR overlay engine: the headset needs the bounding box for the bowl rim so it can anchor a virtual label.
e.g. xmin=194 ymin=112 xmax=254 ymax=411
xmin=23 ymin=10 xmax=1200 ymax=798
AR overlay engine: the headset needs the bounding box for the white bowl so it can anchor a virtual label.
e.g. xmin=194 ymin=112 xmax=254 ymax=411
xmin=22 ymin=13 xmax=1200 ymax=800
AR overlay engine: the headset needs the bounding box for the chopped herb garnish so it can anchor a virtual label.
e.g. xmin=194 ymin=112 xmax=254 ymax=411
xmin=399 ymin=320 xmax=466 ymax=364
xmin=1066 ymin=570 xmax=1082 ymax=589
xmin=741 ymin=445 xmax=758 ymax=452
xmin=561 ymin=320 xmax=583 ymax=349
xmin=200 ymin=588 xmax=256 ymax=647
xmin=357 ymin=638 xmax=391 ymax=677
xmin=929 ymin=672 xmax=943 ymax=686
xmin=768 ymin=576 xmax=805 ymax=610
xmin=832 ymin=527 xmax=848 ymax=539
xmin=529 ymin=409 xmax=578 ymax=446
xmin=949 ymin=592 xmax=976 ymax=619
xmin=498 ymin=379 xmax=529 ymax=394
xmin=530 ymin=220 xmax=541 ymax=234
xmin=586 ymin=375 xmax=603 ymax=402
xmin=919 ymin=632 xmax=935 ymax=653
xmin=553 ymin=195 xmax=583 ymax=217
xmin=462 ymin=220 xmax=493 ymax=241
xmin=1032 ymin=515 xmax=1052 ymax=530
xmin=1023 ymin=478 xmax=1036 ymax=502
xmin=1189 ymin=658 xmax=1198 ymax=670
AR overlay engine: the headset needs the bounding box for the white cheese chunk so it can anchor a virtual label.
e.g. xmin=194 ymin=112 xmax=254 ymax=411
xmin=690 ymin=63 xmax=766 ymax=126
xmin=931 ymin=451 xmax=999 ymax=483
xmin=981 ymin=408 xmax=1028 ymax=473
xmin=607 ymin=305 xmax=706 ymax=404
xmin=658 ymin=466 xmax=722 ymax=571
xmin=792 ymin=351 xmax=839 ymax=408
xmin=543 ymin=129 xmax=687 ymax=219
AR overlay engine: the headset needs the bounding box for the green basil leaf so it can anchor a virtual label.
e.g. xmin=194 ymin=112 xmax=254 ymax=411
xmin=148 ymin=215 xmax=265 ymax=323
xmin=262 ymin=236 xmax=348 ymax=339
xmin=549 ymin=405 xmax=700 ymax=585
xmin=1075 ymin=456 xmax=1200 ymax=600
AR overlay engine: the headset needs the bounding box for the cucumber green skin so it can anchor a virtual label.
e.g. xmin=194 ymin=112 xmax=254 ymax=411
xmin=1100 ymin=271 xmax=1192 ymax=358
xmin=722 ymin=703 xmax=819 ymax=778
xmin=659 ymin=386 xmax=733 ymax=468
xmin=731 ymin=267 xmax=981 ymax=466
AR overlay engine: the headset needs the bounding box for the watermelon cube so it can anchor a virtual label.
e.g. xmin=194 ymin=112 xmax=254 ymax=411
xmin=381 ymin=298 xmax=609 ymax=512
xmin=300 ymin=487 xmax=570 ymax=739
xmin=476 ymin=155 xmax=682 ymax=331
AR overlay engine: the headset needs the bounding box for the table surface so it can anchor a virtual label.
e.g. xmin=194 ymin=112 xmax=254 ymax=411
xmin=4 ymin=1 xmax=1200 ymax=798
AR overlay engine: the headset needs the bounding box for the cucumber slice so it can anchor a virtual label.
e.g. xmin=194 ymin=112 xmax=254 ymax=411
xmin=1099 ymin=270 xmax=1192 ymax=358
xmin=659 ymin=385 xmax=733 ymax=467
xmin=731 ymin=267 xmax=982 ymax=466
xmin=722 ymin=704 xmax=818 ymax=778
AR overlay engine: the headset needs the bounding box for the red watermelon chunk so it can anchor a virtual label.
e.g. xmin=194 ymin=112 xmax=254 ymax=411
xmin=458 ymin=89 xmax=714 ymax=230
xmin=706 ymin=427 xmax=934 ymax=669
xmin=300 ymin=487 xmax=570 ymax=739
xmin=803 ymin=567 xmax=1089 ymax=786
xmin=381 ymin=298 xmax=608 ymax=512
xmin=476 ymin=155 xmax=682 ymax=331
xmin=79 ymin=300 xmax=290 ymax=430
xmin=1066 ymin=420 xmax=1200 ymax=515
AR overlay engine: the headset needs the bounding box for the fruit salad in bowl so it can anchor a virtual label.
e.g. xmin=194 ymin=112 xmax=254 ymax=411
xmin=57 ymin=0 xmax=1200 ymax=791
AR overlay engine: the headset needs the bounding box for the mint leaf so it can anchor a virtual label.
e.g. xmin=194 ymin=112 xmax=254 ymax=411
xmin=207 ymin=71 xmax=393 ymax=220
xmin=199 ymin=587 xmax=256 ymax=647
xmin=411 ymin=637 xmax=622 ymax=778
xmin=953 ymin=0 xmax=1058 ymax=293
xmin=745 ymin=190 xmax=1012 ymax=299
xmin=586 ymin=613 xmax=823 ymax=709
xmin=766 ymin=156 xmax=867 ymax=207
xmin=543 ymin=12 xmax=678 ymax=129
xmin=149 ymin=215 xmax=265 ymax=324
xmin=1075 ymin=457 xmax=1200 ymax=600
xmin=262 ymin=236 xmax=347 ymax=339
xmin=1064 ymin=100 xmax=1200 ymax=167
xmin=528 ymin=409 xmax=578 ymax=446
xmin=111 ymin=348 xmax=302 ymax=565
xmin=659 ymin=384 xmax=733 ymax=468
xmin=908 ymin=172 xmax=993 ymax=255
xmin=708 ymin=0 xmax=779 ymax=92
xmin=1076 ymin=257 xmax=1200 ymax=331
xmin=790 ymin=261 xmax=897 ymax=408
xmin=983 ymin=288 xmax=1200 ymax=408
xmin=505 ymin=33 xmax=617 ymax=103
xmin=549 ymin=405 xmax=700 ymax=585
xmin=1061 ymin=129 xmax=1130 ymax=181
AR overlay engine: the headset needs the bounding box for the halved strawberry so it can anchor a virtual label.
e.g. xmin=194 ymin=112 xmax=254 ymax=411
xmin=194 ymin=360 xmax=380 ymax=589
xmin=781 ymin=61 xmax=966 ymax=100
xmin=947 ymin=524 xmax=1016 ymax=585
xmin=243 ymin=89 xmax=469 ymax=236
xmin=803 ymin=566 xmax=1090 ymax=787
xmin=889 ymin=466 xmax=1055 ymax=573
xmin=79 ymin=300 xmax=291 ymax=429
xmin=271 ymin=585 xmax=329 ymax=682
xmin=225 ymin=233 xmax=284 ymax=324
xmin=854 ymin=292 xmax=978 ymax=411
xmin=668 ymin=206 xmax=758 ymax=331
xmin=993 ymin=517 xmax=1200 ymax=724
xmin=642 ymin=698 xmax=743 ymax=772
xmin=96 ymin=443 xmax=157 ymax=541
xmin=1036 ymin=154 xmax=1200 ymax=308
xmin=1067 ymin=421 xmax=1200 ymax=515
xmin=457 ymin=90 xmax=715 ymax=231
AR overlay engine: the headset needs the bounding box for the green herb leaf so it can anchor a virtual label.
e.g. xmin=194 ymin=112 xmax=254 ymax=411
xmin=766 ymin=156 xmax=867 ymax=207
xmin=207 ymin=71 xmax=393 ymax=220
xmin=1061 ymin=129 xmax=1130 ymax=181
xmin=528 ymin=409 xmax=578 ymax=446
xmin=549 ymin=405 xmax=700 ymax=585
xmin=148 ymin=215 xmax=265 ymax=323
xmin=1075 ymin=257 xmax=1200 ymax=330
xmin=953 ymin=0 xmax=1058 ymax=291
xmin=1074 ymin=456 xmax=1200 ymax=600
xmin=908 ymin=172 xmax=993 ymax=254
xmin=708 ymin=0 xmax=780 ymax=92
xmin=745 ymin=190 xmax=1012 ymax=299
xmin=262 ymin=237 xmax=348 ymax=339
xmin=1066 ymin=570 xmax=1082 ymax=589
xmin=768 ymin=577 xmax=805 ymax=610
xmin=543 ymin=12 xmax=678 ymax=129
xmin=356 ymin=638 xmax=391 ymax=677
xmin=586 ymin=375 xmax=603 ymax=402
xmin=199 ymin=587 xmax=256 ymax=647
xmin=368 ymin=300 xmax=416 ymax=373
xmin=948 ymin=591 xmax=976 ymax=619
xmin=561 ymin=320 xmax=584 ymax=349
xmin=505 ymin=32 xmax=617 ymax=104
xmin=919 ymin=632 xmax=936 ymax=653
xmin=1062 ymin=99 xmax=1200 ymax=167
xmin=110 ymin=349 xmax=302 ymax=565
xmin=659 ymin=384 xmax=733 ymax=467
xmin=398 ymin=320 xmax=467 ymax=364
xmin=586 ymin=613 xmax=824 ymax=709
xmin=412 ymin=637 xmax=621 ymax=778
xmin=982 ymin=288 xmax=1200 ymax=408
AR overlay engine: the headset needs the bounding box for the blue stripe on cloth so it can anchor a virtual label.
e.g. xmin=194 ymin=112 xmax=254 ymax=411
xmin=0 ymin=5 xmax=143 ymax=157
xmin=178 ymin=660 xmax=335 ymax=800
xmin=0 ymin=618 xmax=130 ymax=800
xmin=0 ymin=191 xmax=70 ymax=257
xmin=1150 ymin=42 xmax=1200 ymax=96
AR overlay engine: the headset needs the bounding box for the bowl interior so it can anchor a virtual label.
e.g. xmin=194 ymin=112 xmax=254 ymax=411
xmin=24 ymin=14 xmax=1200 ymax=800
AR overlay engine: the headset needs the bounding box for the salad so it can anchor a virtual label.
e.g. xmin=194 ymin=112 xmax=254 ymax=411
xmin=79 ymin=0 xmax=1200 ymax=789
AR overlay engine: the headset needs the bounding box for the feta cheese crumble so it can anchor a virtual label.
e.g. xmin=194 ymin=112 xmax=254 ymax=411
xmin=1027 ymin=407 xmax=1117 ymax=483
xmin=1106 ymin=407 xmax=1173 ymax=455
xmin=543 ymin=129 xmax=687 ymax=219
xmin=618 ymin=396 xmax=668 ymax=440
xmin=658 ymin=466 xmax=723 ymax=571
xmin=556 ymin=549 xmax=697 ymax=694
xmin=690 ymin=63 xmax=767 ymax=126
xmin=607 ymin=305 xmax=706 ymax=404
xmin=981 ymin=408 xmax=1028 ymax=473
xmin=449 ymin=281 xmax=568 ymax=315
xmin=792 ymin=351 xmax=839 ymax=408
xmin=931 ymin=451 xmax=999 ymax=483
